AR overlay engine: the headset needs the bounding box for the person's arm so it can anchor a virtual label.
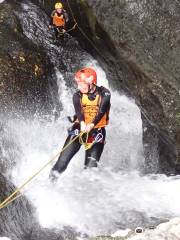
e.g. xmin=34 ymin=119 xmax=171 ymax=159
xmin=51 ymin=10 xmax=56 ymax=18
xmin=50 ymin=10 xmax=56 ymax=26
xmin=92 ymin=87 xmax=111 ymax=126
xmin=73 ymin=92 xmax=84 ymax=122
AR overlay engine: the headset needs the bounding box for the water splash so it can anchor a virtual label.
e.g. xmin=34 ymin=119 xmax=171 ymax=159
xmin=2 ymin=1 xmax=178 ymax=237
xmin=6 ymin=64 xmax=180 ymax=236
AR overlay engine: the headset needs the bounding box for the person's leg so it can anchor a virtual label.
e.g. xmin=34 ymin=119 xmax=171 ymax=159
xmin=53 ymin=26 xmax=65 ymax=45
xmin=84 ymin=128 xmax=106 ymax=168
xmin=53 ymin=26 xmax=59 ymax=38
xmin=50 ymin=124 xmax=81 ymax=181
xmin=52 ymin=135 xmax=81 ymax=173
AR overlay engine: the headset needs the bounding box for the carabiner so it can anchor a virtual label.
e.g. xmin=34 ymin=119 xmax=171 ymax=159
xmin=94 ymin=133 xmax=103 ymax=143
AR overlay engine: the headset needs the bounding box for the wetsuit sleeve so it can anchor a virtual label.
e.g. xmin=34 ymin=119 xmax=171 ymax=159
xmin=50 ymin=10 xmax=56 ymax=25
xmin=73 ymin=92 xmax=84 ymax=122
xmin=92 ymin=87 xmax=111 ymax=126
xmin=51 ymin=10 xmax=56 ymax=17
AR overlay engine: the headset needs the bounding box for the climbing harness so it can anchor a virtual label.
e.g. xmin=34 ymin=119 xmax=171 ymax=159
xmin=88 ymin=132 xmax=103 ymax=149
xmin=55 ymin=23 xmax=77 ymax=37
xmin=56 ymin=27 xmax=66 ymax=36
xmin=0 ymin=131 xmax=85 ymax=210
xmin=79 ymin=132 xmax=89 ymax=149
xmin=68 ymin=128 xmax=79 ymax=137
xmin=79 ymin=131 xmax=104 ymax=150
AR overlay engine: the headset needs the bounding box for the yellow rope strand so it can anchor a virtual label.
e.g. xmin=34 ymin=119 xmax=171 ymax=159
xmin=0 ymin=193 xmax=23 ymax=209
xmin=0 ymin=132 xmax=84 ymax=210
xmin=79 ymin=132 xmax=94 ymax=150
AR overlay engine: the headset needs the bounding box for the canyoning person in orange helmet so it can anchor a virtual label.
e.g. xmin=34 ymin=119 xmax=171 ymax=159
xmin=50 ymin=2 xmax=69 ymax=38
xmin=50 ymin=67 xmax=111 ymax=181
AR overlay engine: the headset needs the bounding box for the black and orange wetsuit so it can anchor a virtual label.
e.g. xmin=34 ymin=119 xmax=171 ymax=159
xmin=50 ymin=9 xmax=69 ymax=37
xmin=51 ymin=86 xmax=111 ymax=175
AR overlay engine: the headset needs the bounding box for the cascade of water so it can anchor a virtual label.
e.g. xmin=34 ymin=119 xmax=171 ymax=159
xmin=8 ymin=66 xmax=180 ymax=236
xmin=1 ymin=1 xmax=180 ymax=238
xmin=9 ymin=63 xmax=146 ymax=236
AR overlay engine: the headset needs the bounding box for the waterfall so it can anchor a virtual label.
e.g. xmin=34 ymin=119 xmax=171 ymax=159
xmin=1 ymin=0 xmax=180 ymax=238
xmin=5 ymin=68 xmax=180 ymax=235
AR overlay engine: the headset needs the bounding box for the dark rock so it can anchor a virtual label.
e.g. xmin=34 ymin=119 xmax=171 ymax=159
xmin=0 ymin=173 xmax=36 ymax=240
xmin=0 ymin=1 xmax=59 ymax=117
xmin=0 ymin=173 xmax=79 ymax=240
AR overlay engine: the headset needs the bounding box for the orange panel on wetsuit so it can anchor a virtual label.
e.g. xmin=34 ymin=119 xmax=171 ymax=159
xmin=53 ymin=15 xmax=65 ymax=27
xmin=81 ymin=94 xmax=109 ymax=128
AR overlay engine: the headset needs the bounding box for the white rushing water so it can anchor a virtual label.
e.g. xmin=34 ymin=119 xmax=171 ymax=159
xmin=3 ymin=2 xmax=179 ymax=237
xmin=0 ymin=238 xmax=11 ymax=240
xmin=8 ymin=63 xmax=180 ymax=237
xmin=0 ymin=2 xmax=177 ymax=240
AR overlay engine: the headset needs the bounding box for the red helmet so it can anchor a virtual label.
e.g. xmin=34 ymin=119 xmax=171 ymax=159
xmin=75 ymin=67 xmax=97 ymax=85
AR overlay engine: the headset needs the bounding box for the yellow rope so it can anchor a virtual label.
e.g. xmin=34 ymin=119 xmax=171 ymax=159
xmin=0 ymin=193 xmax=23 ymax=209
xmin=0 ymin=132 xmax=84 ymax=210
xmin=57 ymin=23 xmax=77 ymax=36
xmin=79 ymin=132 xmax=94 ymax=150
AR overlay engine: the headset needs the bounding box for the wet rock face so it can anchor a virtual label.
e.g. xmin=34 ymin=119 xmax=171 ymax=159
xmin=73 ymin=0 xmax=180 ymax=171
xmin=0 ymin=173 xmax=79 ymax=240
xmin=0 ymin=173 xmax=36 ymax=240
xmin=0 ymin=1 xmax=57 ymax=117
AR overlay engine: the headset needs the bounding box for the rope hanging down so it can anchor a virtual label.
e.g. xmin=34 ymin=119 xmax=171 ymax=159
xmin=65 ymin=0 xmax=108 ymax=63
xmin=0 ymin=132 xmax=85 ymax=210
xmin=58 ymin=22 xmax=77 ymax=36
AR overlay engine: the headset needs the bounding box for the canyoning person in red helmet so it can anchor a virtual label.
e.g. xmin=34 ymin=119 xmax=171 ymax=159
xmin=50 ymin=2 xmax=69 ymax=38
xmin=50 ymin=67 xmax=111 ymax=181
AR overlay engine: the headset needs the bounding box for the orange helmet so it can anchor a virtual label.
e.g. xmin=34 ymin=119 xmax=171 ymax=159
xmin=75 ymin=67 xmax=97 ymax=85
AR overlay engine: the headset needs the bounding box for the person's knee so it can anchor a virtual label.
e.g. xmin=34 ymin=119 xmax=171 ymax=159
xmin=85 ymin=156 xmax=98 ymax=168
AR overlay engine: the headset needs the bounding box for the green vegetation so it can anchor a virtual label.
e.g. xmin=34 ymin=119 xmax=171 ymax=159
xmin=176 ymin=113 xmax=180 ymax=120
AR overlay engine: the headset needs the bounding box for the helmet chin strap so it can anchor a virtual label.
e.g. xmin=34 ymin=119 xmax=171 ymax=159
xmin=87 ymin=84 xmax=96 ymax=94
xmin=87 ymin=85 xmax=91 ymax=93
